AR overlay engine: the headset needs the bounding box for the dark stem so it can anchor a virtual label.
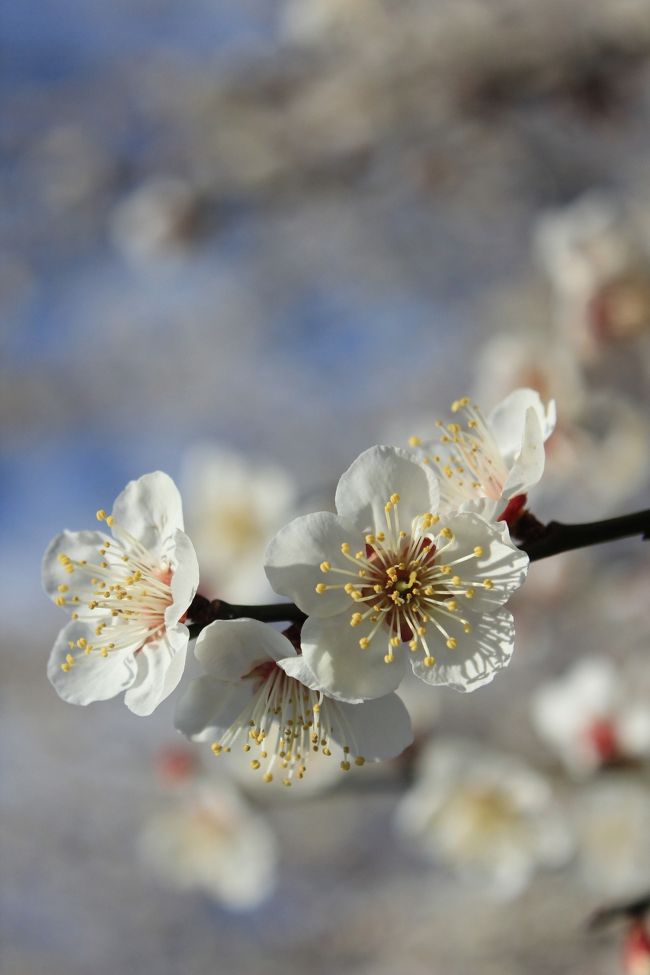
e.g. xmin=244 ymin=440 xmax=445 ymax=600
xmin=186 ymin=507 xmax=650 ymax=635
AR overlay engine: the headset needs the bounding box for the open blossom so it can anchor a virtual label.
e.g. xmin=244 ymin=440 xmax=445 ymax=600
xmin=175 ymin=618 xmax=413 ymax=786
xmin=395 ymin=738 xmax=573 ymax=899
xmin=139 ymin=779 xmax=277 ymax=909
xmin=411 ymin=389 xmax=556 ymax=523
xmin=181 ymin=444 xmax=296 ymax=603
xmin=265 ymin=445 xmax=528 ymax=702
xmin=43 ymin=471 xmax=199 ymax=715
xmin=531 ymin=657 xmax=650 ymax=777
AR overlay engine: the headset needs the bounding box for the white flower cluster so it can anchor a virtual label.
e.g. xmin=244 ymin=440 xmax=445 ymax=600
xmin=43 ymin=388 xmax=554 ymax=786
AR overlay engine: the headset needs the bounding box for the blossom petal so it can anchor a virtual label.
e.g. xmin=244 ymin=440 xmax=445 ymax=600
xmin=335 ymin=445 xmax=440 ymax=532
xmin=42 ymin=529 xmax=111 ymax=609
xmin=47 ymin=620 xmax=137 ymax=705
xmin=164 ymin=530 xmax=200 ymax=629
xmin=111 ymin=471 xmax=184 ymax=553
xmin=333 ymin=694 xmax=413 ymax=760
xmin=175 ymin=676 xmax=253 ymax=742
xmin=300 ymin=615 xmax=407 ymax=703
xmin=411 ymin=608 xmax=515 ymax=692
xmin=501 ymin=406 xmax=546 ymax=499
xmin=195 ymin=618 xmax=296 ymax=682
xmin=124 ymin=622 xmax=189 ymax=716
xmin=265 ymin=512 xmax=361 ymax=617
xmin=440 ymin=512 xmax=529 ymax=612
xmin=488 ymin=389 xmax=555 ymax=461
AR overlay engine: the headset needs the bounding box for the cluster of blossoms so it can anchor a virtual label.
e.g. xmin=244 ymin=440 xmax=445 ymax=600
xmin=43 ymin=388 xmax=554 ymax=786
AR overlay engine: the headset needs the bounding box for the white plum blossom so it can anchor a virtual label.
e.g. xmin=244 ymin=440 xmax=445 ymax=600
xmin=411 ymin=389 xmax=556 ymax=523
xmin=532 ymin=657 xmax=650 ymax=777
xmin=43 ymin=471 xmax=199 ymax=715
xmin=265 ymin=445 xmax=528 ymax=702
xmin=182 ymin=443 xmax=296 ymax=603
xmin=395 ymin=738 xmax=573 ymax=899
xmin=572 ymin=777 xmax=650 ymax=897
xmin=139 ymin=779 xmax=277 ymax=909
xmin=175 ymin=618 xmax=413 ymax=786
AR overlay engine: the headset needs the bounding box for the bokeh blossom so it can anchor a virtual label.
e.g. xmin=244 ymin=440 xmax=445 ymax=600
xmin=532 ymin=657 xmax=650 ymax=777
xmin=182 ymin=444 xmax=296 ymax=603
xmin=139 ymin=779 xmax=277 ymax=909
xmin=395 ymin=738 xmax=573 ymax=898
xmin=175 ymin=618 xmax=413 ymax=786
xmin=266 ymin=445 xmax=528 ymax=701
xmin=43 ymin=472 xmax=199 ymax=715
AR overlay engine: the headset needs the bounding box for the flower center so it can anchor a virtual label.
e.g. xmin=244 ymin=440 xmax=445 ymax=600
xmin=412 ymin=397 xmax=509 ymax=506
xmin=210 ymin=661 xmax=366 ymax=786
xmin=55 ymin=508 xmax=174 ymax=672
xmin=315 ymin=495 xmax=493 ymax=667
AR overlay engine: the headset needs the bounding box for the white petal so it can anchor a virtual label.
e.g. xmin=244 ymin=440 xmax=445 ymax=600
xmin=265 ymin=511 xmax=361 ymax=617
xmin=335 ymin=445 xmax=440 ymax=533
xmin=47 ymin=620 xmax=137 ymax=705
xmin=164 ymin=530 xmax=200 ymax=628
xmin=501 ymin=406 xmax=546 ymax=499
xmin=175 ymin=676 xmax=253 ymax=741
xmin=441 ymin=512 xmax=529 ymax=612
xmin=124 ymin=623 xmax=189 ymax=716
xmin=300 ymin=615 xmax=407 ymax=703
xmin=411 ymin=608 xmax=515 ymax=692
xmin=42 ymin=529 xmax=111 ymax=608
xmin=111 ymin=471 xmax=184 ymax=553
xmin=488 ymin=389 xmax=554 ymax=461
xmin=333 ymin=694 xmax=413 ymax=760
xmin=195 ymin=618 xmax=295 ymax=681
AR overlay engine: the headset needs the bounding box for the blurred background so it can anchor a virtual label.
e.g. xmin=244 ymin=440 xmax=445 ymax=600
xmin=3 ymin=0 xmax=650 ymax=972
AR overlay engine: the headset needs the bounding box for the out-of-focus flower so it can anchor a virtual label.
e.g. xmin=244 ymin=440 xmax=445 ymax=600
xmin=531 ymin=657 xmax=650 ymax=777
xmin=110 ymin=177 xmax=201 ymax=264
xmin=623 ymin=919 xmax=650 ymax=975
xmin=139 ymin=779 xmax=277 ymax=909
xmin=536 ymin=194 xmax=650 ymax=361
xmin=572 ymin=778 xmax=650 ymax=896
xmin=266 ymin=445 xmax=528 ymax=701
xmin=182 ymin=444 xmax=296 ymax=603
xmin=395 ymin=738 xmax=572 ymax=898
xmin=412 ymin=389 xmax=556 ymax=523
xmin=43 ymin=472 xmax=199 ymax=715
xmin=175 ymin=618 xmax=413 ymax=786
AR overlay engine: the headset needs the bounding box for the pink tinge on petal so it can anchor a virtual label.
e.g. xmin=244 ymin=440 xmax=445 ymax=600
xmin=155 ymin=746 xmax=199 ymax=785
xmin=497 ymin=492 xmax=528 ymax=528
xmin=584 ymin=717 xmax=621 ymax=764
xmin=623 ymin=921 xmax=650 ymax=975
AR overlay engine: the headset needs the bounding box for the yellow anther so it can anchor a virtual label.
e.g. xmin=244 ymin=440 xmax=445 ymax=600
xmin=263 ymin=773 xmax=273 ymax=783
xmin=446 ymin=638 xmax=457 ymax=649
xmin=250 ymin=760 xmax=261 ymax=770
xmin=242 ymin=743 xmax=251 ymax=752
xmin=423 ymin=655 xmax=436 ymax=668
xmin=390 ymin=636 xmax=400 ymax=647
xmin=463 ymin=623 xmax=473 ymax=634
xmin=76 ymin=638 xmax=87 ymax=649
xmin=452 ymin=575 xmax=462 ymax=586
xmin=417 ymin=626 xmax=426 ymax=636
xmin=384 ymin=652 xmax=395 ymax=663
xmin=319 ymin=561 xmax=331 ymax=573
xmin=355 ymin=551 xmax=364 ymax=560
xmin=350 ymin=613 xmax=363 ymax=627
xmin=365 ymin=534 xmax=375 ymax=544
xmin=57 ymin=554 xmax=70 ymax=565
xmin=359 ymin=637 xmax=370 ymax=650
xmin=313 ymin=702 xmax=321 ymax=713
xmin=474 ymin=546 xmax=484 ymax=557
xmin=57 ymin=584 xmax=69 ymax=593
xmin=65 ymin=653 xmax=75 ymax=665
xmin=61 ymin=662 xmax=71 ymax=672
xmin=55 ymin=596 xmax=66 ymax=606
xmin=483 ymin=579 xmax=494 ymax=589
xmin=390 ymin=493 xmax=400 ymax=505
xmin=384 ymin=502 xmax=392 ymax=513
xmin=340 ymin=761 xmax=351 ymax=771
xmin=465 ymin=588 xmax=475 ymax=599
xmin=408 ymin=641 xmax=418 ymax=652
xmin=446 ymin=599 xmax=457 ymax=611
xmin=440 ymin=527 xmax=453 ymax=539
xmin=100 ymin=648 xmax=109 ymax=657
xmin=315 ymin=583 xmax=328 ymax=594
xmin=408 ymin=435 xmax=422 ymax=447
xmin=106 ymin=516 xmax=113 ymax=526
xmin=211 ymin=743 xmax=223 ymax=755
xmin=96 ymin=509 xmax=107 ymax=521
xmin=65 ymin=564 xmax=74 ymax=575
xmin=355 ymin=756 xmax=366 ymax=766
xmin=340 ymin=542 xmax=350 ymax=554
